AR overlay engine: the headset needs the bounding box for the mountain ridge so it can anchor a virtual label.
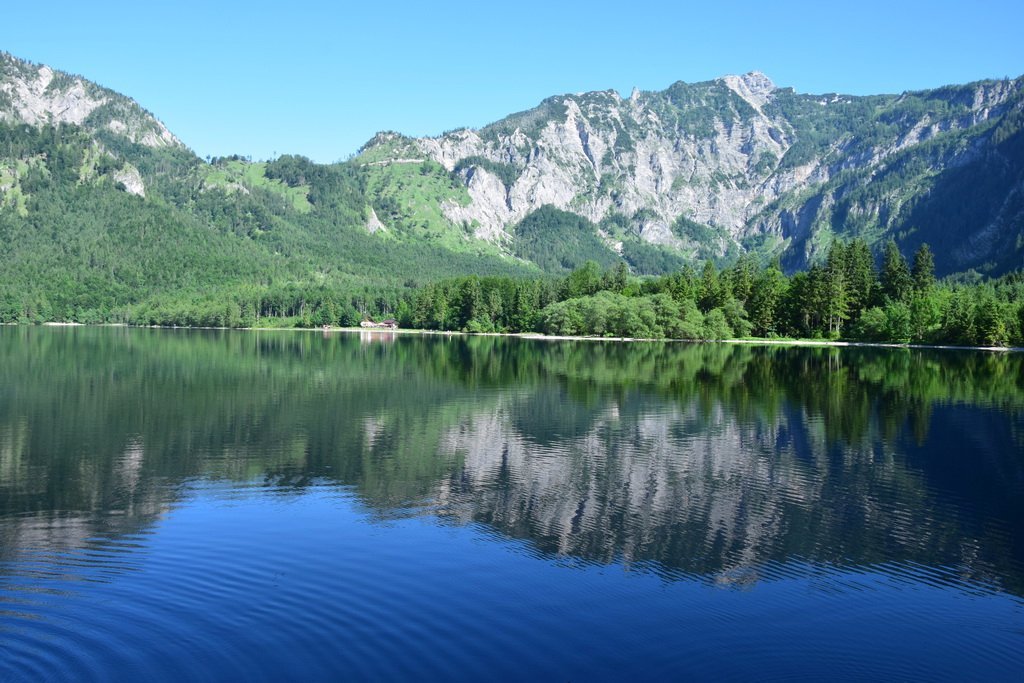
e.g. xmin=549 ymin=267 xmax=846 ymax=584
xmin=0 ymin=51 xmax=182 ymax=149
xmin=0 ymin=48 xmax=1022 ymax=331
xmin=358 ymin=70 xmax=1023 ymax=274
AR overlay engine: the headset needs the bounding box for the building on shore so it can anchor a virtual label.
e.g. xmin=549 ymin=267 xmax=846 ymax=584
xmin=360 ymin=319 xmax=398 ymax=330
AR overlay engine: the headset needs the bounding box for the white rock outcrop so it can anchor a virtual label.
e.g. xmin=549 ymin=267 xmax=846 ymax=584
xmin=371 ymin=72 xmax=1022 ymax=264
xmin=0 ymin=53 xmax=182 ymax=149
xmin=113 ymin=164 xmax=145 ymax=197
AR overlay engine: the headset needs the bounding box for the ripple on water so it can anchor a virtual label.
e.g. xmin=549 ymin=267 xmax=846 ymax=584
xmin=1 ymin=478 xmax=1023 ymax=682
xmin=3 ymin=329 xmax=1024 ymax=680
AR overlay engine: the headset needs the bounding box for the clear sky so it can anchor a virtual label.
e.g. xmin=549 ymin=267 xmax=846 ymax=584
xmin=2 ymin=0 xmax=1021 ymax=163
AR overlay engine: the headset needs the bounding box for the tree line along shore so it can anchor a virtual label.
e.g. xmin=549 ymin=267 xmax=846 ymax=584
xmin=9 ymin=238 xmax=1024 ymax=348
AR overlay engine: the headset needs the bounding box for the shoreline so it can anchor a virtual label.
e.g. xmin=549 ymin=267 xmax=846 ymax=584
xmin=250 ymin=325 xmax=1024 ymax=352
xmin=11 ymin=321 xmax=1022 ymax=352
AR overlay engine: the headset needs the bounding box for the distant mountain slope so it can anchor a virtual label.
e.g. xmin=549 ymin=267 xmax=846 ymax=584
xmin=0 ymin=53 xmax=536 ymax=323
xmin=362 ymin=72 xmax=1024 ymax=275
xmin=0 ymin=49 xmax=1022 ymax=325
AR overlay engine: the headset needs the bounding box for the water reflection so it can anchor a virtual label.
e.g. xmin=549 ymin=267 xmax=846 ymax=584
xmin=0 ymin=327 xmax=1022 ymax=595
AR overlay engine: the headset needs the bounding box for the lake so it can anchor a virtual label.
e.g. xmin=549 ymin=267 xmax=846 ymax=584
xmin=1 ymin=327 xmax=1022 ymax=681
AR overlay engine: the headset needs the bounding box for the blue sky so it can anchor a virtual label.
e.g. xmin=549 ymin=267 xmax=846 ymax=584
xmin=2 ymin=1 xmax=1021 ymax=162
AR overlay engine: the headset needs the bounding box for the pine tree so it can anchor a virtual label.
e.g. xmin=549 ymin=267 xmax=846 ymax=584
xmin=748 ymin=265 xmax=787 ymax=337
xmin=726 ymin=254 xmax=757 ymax=305
xmin=786 ymin=269 xmax=826 ymax=337
xmin=823 ymin=243 xmax=850 ymax=336
xmin=941 ymin=290 xmax=975 ymax=345
xmin=667 ymin=266 xmax=698 ymax=303
xmin=458 ymin=276 xmax=483 ymax=328
xmin=976 ymin=293 xmax=1009 ymax=346
xmin=911 ymin=243 xmax=936 ymax=294
xmin=844 ymin=238 xmax=876 ymax=319
xmin=698 ymin=260 xmax=719 ymax=312
xmin=880 ymin=239 xmax=913 ymax=303
xmin=604 ymin=261 xmax=629 ymax=293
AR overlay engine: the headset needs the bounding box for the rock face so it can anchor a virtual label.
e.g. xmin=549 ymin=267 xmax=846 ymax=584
xmin=364 ymin=205 xmax=386 ymax=234
xmin=2 ymin=49 xmax=1021 ymax=275
xmin=113 ymin=164 xmax=145 ymax=197
xmin=366 ymin=71 xmax=1024 ymax=273
xmin=0 ymin=52 xmax=182 ymax=149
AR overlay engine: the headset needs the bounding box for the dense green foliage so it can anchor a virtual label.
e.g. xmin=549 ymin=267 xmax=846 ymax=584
xmin=394 ymin=239 xmax=1024 ymax=346
xmin=511 ymin=205 xmax=619 ymax=272
xmin=620 ymin=239 xmax=689 ymax=275
xmin=452 ymin=156 xmax=521 ymax=189
xmin=0 ymin=120 xmax=537 ymax=327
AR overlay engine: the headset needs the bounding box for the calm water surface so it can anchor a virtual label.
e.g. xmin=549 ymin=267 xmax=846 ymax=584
xmin=1 ymin=327 xmax=1022 ymax=681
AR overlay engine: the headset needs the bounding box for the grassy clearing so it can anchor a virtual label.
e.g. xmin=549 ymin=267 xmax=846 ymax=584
xmin=203 ymin=160 xmax=312 ymax=213
xmin=0 ymin=159 xmax=38 ymax=216
xmin=362 ymin=159 xmax=503 ymax=256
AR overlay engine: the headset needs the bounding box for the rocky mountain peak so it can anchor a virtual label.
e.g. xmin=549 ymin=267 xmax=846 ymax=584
xmin=355 ymin=70 xmax=1024 ymax=273
xmin=719 ymin=71 xmax=776 ymax=109
xmin=0 ymin=52 xmax=181 ymax=149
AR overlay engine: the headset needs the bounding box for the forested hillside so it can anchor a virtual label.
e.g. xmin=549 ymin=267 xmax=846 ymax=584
xmin=0 ymin=74 xmax=538 ymax=326
xmin=1 ymin=50 xmax=1022 ymax=340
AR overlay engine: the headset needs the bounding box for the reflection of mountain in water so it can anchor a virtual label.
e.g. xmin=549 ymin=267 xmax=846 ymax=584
xmin=0 ymin=430 xmax=174 ymax=573
xmin=1 ymin=328 xmax=1022 ymax=591
xmin=433 ymin=387 xmax=1019 ymax=590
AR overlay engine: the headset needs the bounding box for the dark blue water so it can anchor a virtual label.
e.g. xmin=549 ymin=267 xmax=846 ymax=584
xmin=1 ymin=328 xmax=1022 ymax=681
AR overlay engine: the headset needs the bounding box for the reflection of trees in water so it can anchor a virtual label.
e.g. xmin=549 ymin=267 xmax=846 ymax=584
xmin=396 ymin=338 xmax=1023 ymax=590
xmin=0 ymin=328 xmax=1021 ymax=588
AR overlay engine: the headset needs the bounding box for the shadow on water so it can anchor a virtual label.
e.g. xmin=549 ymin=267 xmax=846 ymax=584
xmin=1 ymin=326 xmax=1022 ymax=594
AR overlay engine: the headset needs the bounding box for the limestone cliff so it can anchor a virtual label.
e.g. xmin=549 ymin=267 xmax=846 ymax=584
xmin=0 ymin=51 xmax=182 ymax=149
xmin=366 ymin=72 xmax=1024 ymax=273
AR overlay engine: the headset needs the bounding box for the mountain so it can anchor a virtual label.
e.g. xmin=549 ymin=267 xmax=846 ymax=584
xmin=0 ymin=53 xmax=180 ymax=148
xmin=0 ymin=52 xmax=534 ymax=324
xmin=0 ymin=50 xmax=1022 ymax=325
xmin=360 ymin=72 xmax=1024 ymax=275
